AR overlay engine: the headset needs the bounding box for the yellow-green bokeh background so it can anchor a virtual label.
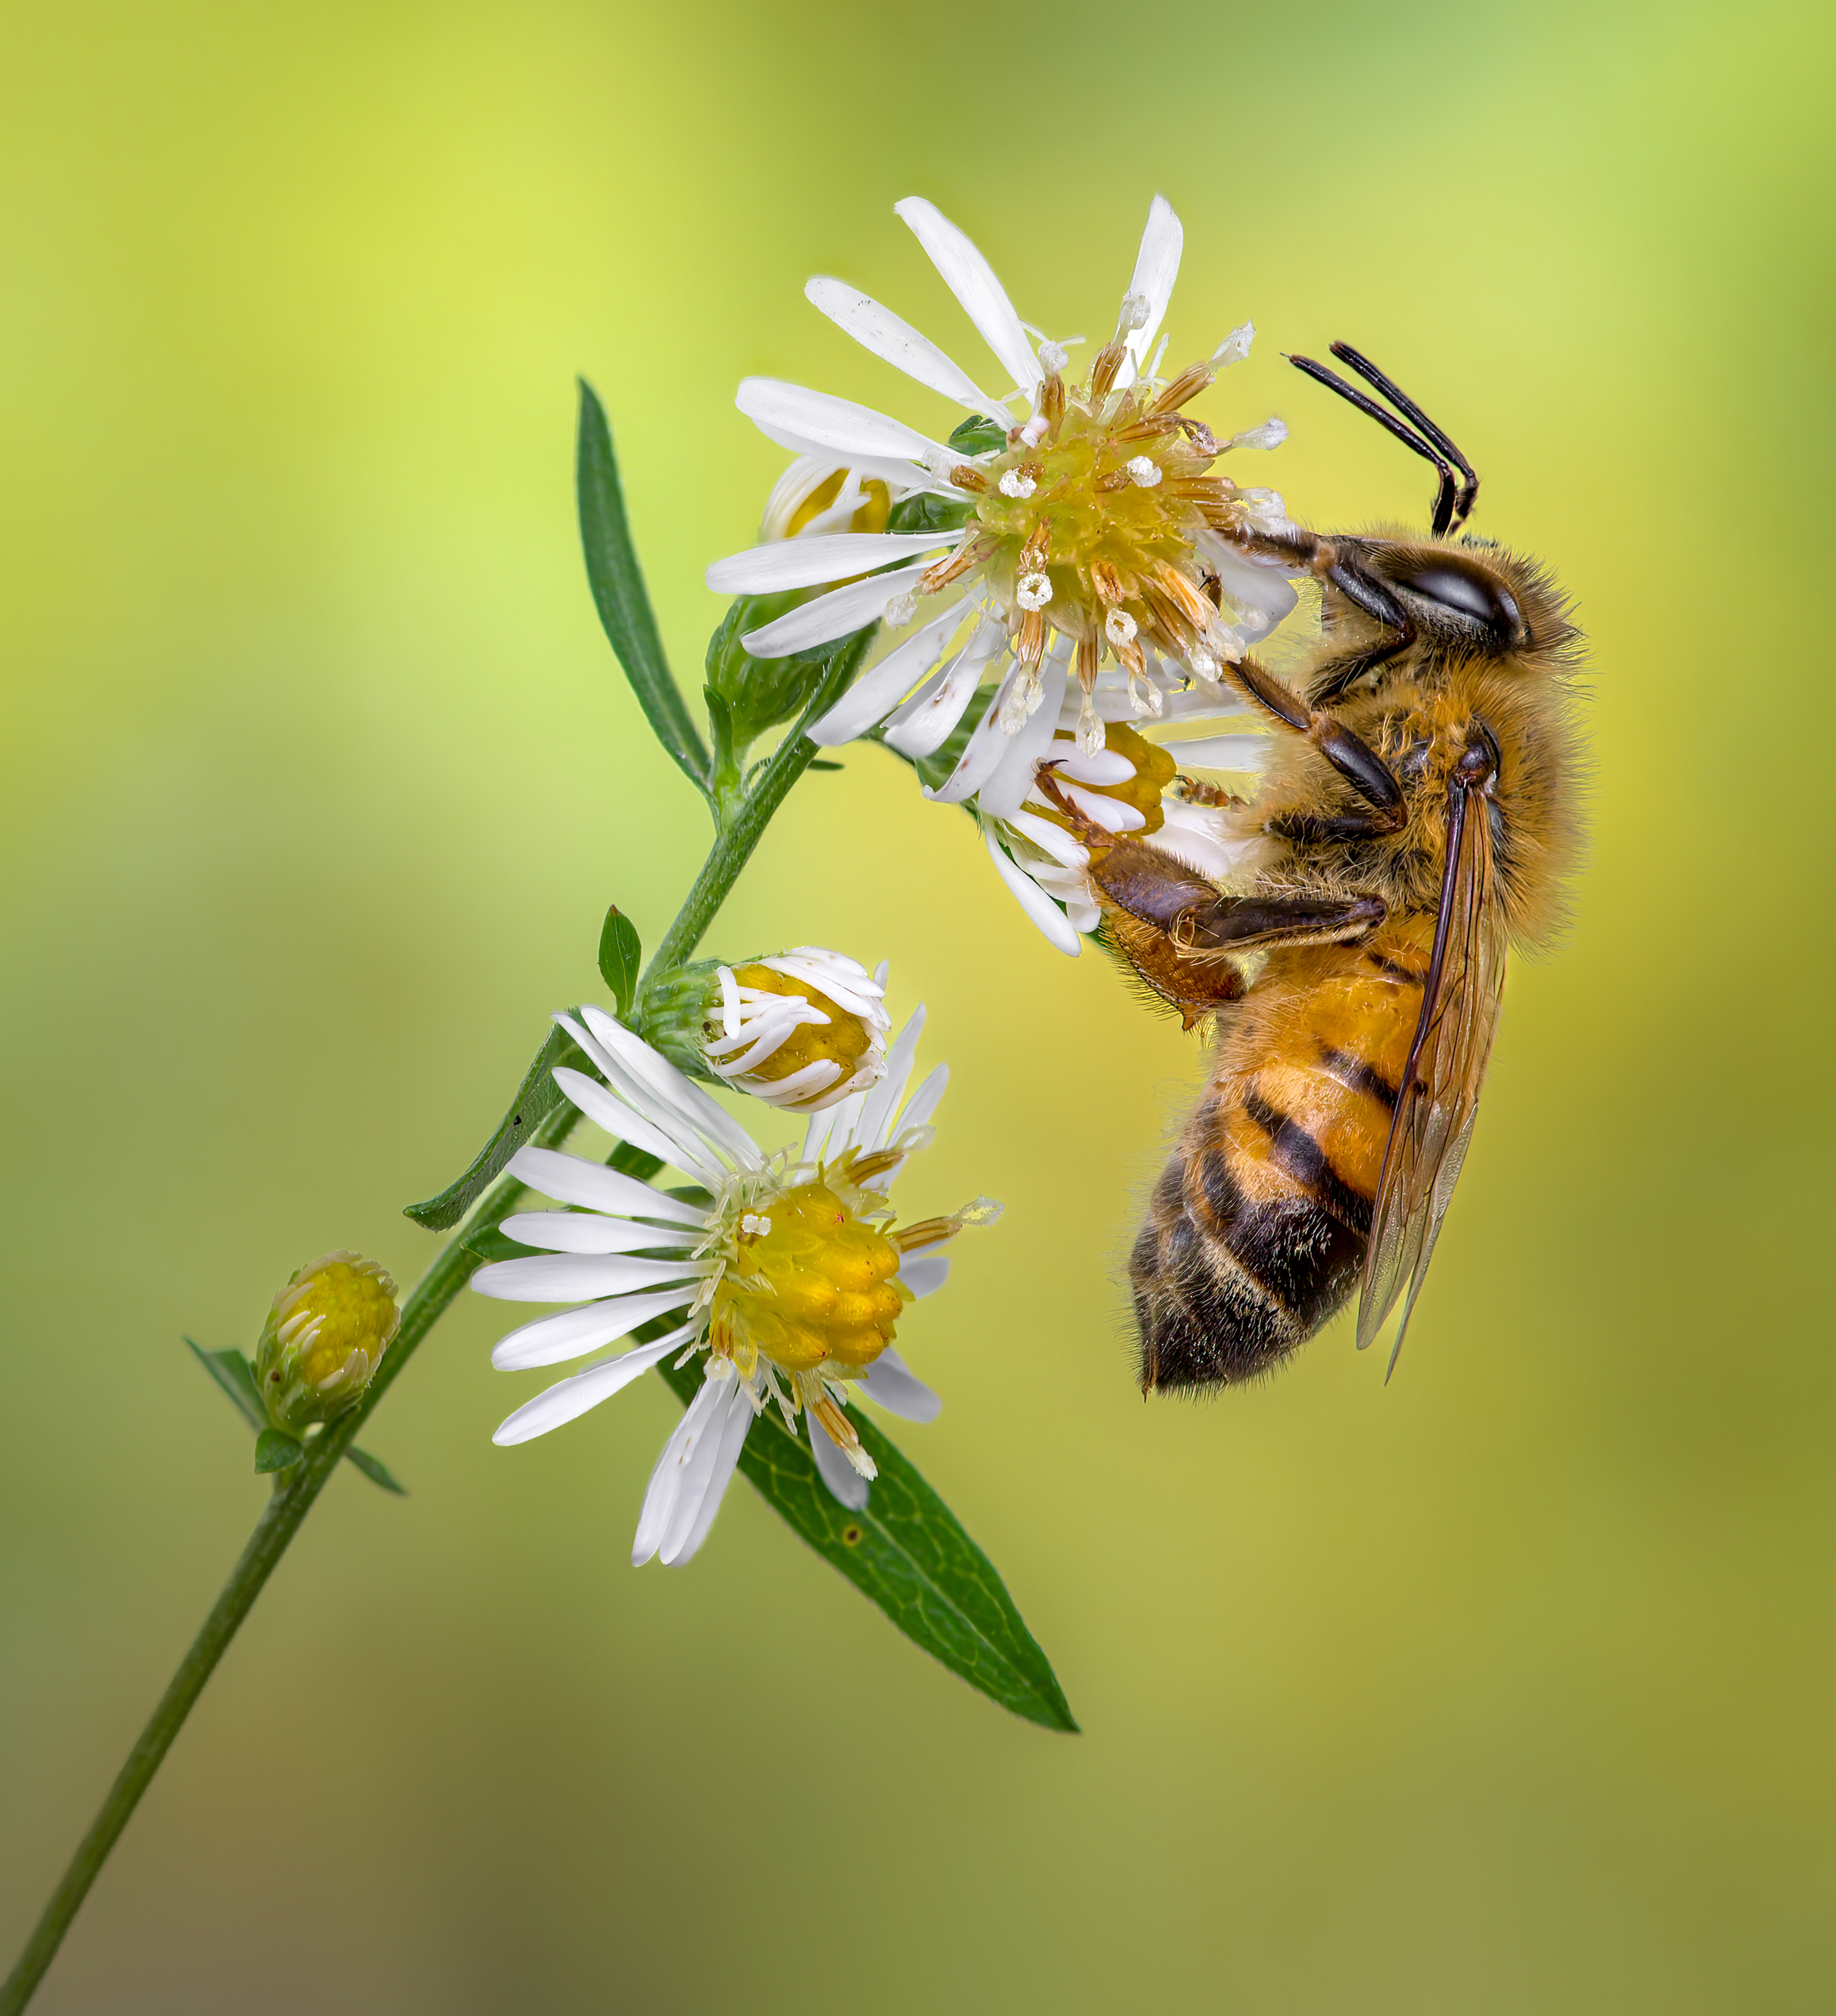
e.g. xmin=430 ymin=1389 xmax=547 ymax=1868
xmin=3 ymin=1 xmax=1832 ymax=2008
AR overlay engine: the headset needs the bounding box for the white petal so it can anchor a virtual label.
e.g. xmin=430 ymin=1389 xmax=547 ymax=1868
xmin=550 ymin=1067 xmax=706 ymax=1181
xmin=923 ymin=670 xmax=1019 ymax=805
xmin=853 ymin=1007 xmax=925 ymax=1155
xmin=737 ymin=377 xmax=949 ymax=465
xmin=1155 ymin=732 xmax=1269 ymax=771
xmin=659 ymin=1379 xmax=754 ymax=1566
xmin=633 ymin=1377 xmax=723 ymax=1566
xmin=665 ymin=1382 xmax=755 ymax=1564
xmin=1003 ymin=807 xmax=1090 ymax=868
xmin=805 ymin=276 xmax=998 ymax=412
xmin=808 ymin=1416 xmax=870 ymax=1510
xmin=897 ymin=1252 xmax=950 ymax=1299
xmin=984 ymin=824 xmax=1082 ymax=956
xmin=975 ymin=661 xmax=1071 ymax=818
xmin=1057 ymin=780 xmax=1144 ymax=831
xmin=491 ymin=1325 xmax=692 ymax=1445
xmin=805 ymin=600 xmax=968 ymax=744
xmin=1052 ymin=746 xmax=1133 ymax=787
xmin=745 ymin=419 xmax=956 ymax=497
xmin=574 ymin=1006 xmax=763 ymax=1173
xmin=740 ymin=563 xmax=932 ymax=657
xmin=893 ymin=1062 xmax=948 ymax=1138
xmin=472 ymin=1251 xmax=704 ymax=1304
xmin=506 ymin=1145 xmax=704 ymax=1224
xmin=706 ymin=529 xmax=962 ymax=595
xmin=488 ymin=1291 xmax=701 ymax=1371
xmin=1150 ymin=803 xmax=1261 ymax=883
xmin=881 ymin=628 xmax=995 ymax=757
xmin=1116 ymin=195 xmax=1183 ymax=390
xmin=499 ymin=1211 xmax=694 ymax=1256
xmin=894 ymin=198 xmax=1042 ymax=408
xmin=858 ymin=1346 xmax=942 ymax=1423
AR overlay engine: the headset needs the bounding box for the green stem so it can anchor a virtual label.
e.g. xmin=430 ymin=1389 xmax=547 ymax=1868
xmin=638 ymin=625 xmax=874 ymax=991
xmin=3 ymin=618 xmax=878 ymax=2013
xmin=0 ymin=1106 xmax=576 ymax=2016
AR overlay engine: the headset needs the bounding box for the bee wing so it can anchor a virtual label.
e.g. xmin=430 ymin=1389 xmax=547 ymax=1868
xmin=1355 ymin=768 xmax=1508 ymax=1371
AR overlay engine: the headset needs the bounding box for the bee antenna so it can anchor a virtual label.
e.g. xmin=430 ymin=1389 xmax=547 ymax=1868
xmin=1285 ymin=349 xmax=1478 ymax=536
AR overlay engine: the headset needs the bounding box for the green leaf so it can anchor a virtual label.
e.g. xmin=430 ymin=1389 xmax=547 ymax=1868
xmin=653 ymin=1359 xmax=1076 ymax=1733
xmin=254 ymin=1428 xmax=305 ymax=1474
xmin=946 ymin=413 xmax=1009 ymax=456
xmin=886 ymin=490 xmax=977 ymax=537
xmin=185 ymin=1337 xmax=266 ymax=1431
xmin=404 ymin=1022 xmax=585 ymax=1231
xmin=460 ymin=1225 xmax=543 ymax=1265
xmin=344 ymin=1445 xmax=408 ymax=1495
xmin=576 ymin=379 xmax=711 ymax=794
xmin=597 ymin=906 xmax=642 ymax=1019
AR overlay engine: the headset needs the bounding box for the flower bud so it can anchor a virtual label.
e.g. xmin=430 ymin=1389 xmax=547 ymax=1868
xmin=255 ymin=1251 xmax=400 ymax=1435
xmin=700 ymin=949 xmax=892 ymax=1113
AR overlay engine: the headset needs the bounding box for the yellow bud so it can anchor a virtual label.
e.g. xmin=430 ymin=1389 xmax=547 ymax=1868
xmin=255 ymin=1250 xmax=400 ymax=1435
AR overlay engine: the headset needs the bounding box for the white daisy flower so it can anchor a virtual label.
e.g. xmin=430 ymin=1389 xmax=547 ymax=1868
xmin=704 ymin=194 xmax=1301 ymax=771
xmin=697 ymin=948 xmax=892 ymax=1113
xmin=473 ymin=1003 xmax=998 ymax=1562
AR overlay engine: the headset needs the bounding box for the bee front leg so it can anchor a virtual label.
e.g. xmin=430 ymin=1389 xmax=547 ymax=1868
xmin=1226 ymin=657 xmax=1408 ymax=831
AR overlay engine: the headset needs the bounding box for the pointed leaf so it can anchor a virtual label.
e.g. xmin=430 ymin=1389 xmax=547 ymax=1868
xmin=254 ymin=1429 xmax=305 ymax=1474
xmin=598 ymin=906 xmax=642 ymax=1020
xmin=654 ymin=1359 xmax=1075 ymax=1731
xmin=185 ymin=1338 xmax=266 ymax=1431
xmin=576 ymin=380 xmax=711 ymax=794
xmin=947 ymin=414 xmax=1009 ymax=456
xmin=404 ymin=1022 xmax=586 ymax=1231
xmin=343 ymin=1445 xmax=408 ymax=1495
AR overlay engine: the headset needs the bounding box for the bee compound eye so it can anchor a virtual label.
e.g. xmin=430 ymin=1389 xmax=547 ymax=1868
xmin=1392 ymin=561 xmax=1524 ymax=642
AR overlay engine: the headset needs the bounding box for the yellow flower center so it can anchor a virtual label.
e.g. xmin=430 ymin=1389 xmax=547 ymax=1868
xmin=710 ymin=1165 xmax=908 ymax=1377
xmin=717 ymin=964 xmax=875 ymax=1088
xmin=928 ymin=347 xmax=1254 ymax=688
xmin=1039 ymin=721 xmax=1179 ymax=839
xmin=786 ymin=470 xmax=891 ymax=538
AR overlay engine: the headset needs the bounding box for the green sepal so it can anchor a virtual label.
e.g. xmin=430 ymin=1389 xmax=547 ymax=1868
xmin=886 ymin=490 xmax=976 ymax=536
xmin=404 ymin=1021 xmax=586 ymax=1231
xmin=704 ymin=597 xmax=841 ymax=753
xmin=343 ymin=1446 xmax=408 ymax=1495
xmin=188 ymin=1339 xmax=406 ymax=1495
xmin=946 ymin=413 xmax=1009 ymax=456
xmin=576 ymin=379 xmax=711 ymax=795
xmin=185 ymin=1337 xmax=265 ymax=1431
xmin=653 ymin=1359 xmax=1076 ymax=1733
xmin=253 ymin=1428 xmax=305 ymax=1474
xmin=597 ymin=906 xmax=642 ymax=1020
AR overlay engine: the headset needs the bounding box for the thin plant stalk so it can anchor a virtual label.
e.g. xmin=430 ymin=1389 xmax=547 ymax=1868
xmin=1 ymin=631 xmax=870 ymax=2013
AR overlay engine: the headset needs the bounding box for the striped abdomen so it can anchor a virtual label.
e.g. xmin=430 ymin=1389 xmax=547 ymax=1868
xmin=1131 ymin=930 xmax=1429 ymax=1391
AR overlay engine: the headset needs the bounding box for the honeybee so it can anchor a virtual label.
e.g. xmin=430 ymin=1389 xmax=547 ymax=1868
xmin=1043 ymin=343 xmax=1585 ymax=1388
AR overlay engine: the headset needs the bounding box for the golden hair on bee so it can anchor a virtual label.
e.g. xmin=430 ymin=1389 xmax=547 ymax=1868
xmin=1044 ymin=342 xmax=1588 ymax=1394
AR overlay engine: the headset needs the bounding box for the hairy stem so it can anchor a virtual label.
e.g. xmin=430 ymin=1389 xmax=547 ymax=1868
xmin=639 ymin=626 xmax=873 ymax=990
xmin=0 ymin=1105 xmax=576 ymax=2016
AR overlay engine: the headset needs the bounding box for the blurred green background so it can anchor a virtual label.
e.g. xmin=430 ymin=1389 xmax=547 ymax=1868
xmin=2 ymin=0 xmax=1832 ymax=2008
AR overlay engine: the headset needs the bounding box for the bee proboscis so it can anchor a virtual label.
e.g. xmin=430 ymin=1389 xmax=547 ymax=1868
xmin=1046 ymin=343 xmax=1585 ymax=1389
